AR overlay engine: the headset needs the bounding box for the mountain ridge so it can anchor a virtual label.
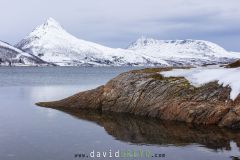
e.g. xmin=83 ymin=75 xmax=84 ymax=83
xmin=12 ymin=17 xmax=240 ymax=66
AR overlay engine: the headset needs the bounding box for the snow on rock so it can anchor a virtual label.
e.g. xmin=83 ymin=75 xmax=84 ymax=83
xmin=161 ymin=66 xmax=240 ymax=100
xmin=15 ymin=18 xmax=240 ymax=66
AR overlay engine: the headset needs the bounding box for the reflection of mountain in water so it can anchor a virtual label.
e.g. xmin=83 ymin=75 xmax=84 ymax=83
xmin=52 ymin=108 xmax=240 ymax=151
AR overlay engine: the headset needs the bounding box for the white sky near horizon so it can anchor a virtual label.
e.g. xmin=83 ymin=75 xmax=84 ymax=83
xmin=0 ymin=0 xmax=240 ymax=51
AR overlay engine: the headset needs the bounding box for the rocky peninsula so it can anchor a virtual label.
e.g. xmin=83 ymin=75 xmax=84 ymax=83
xmin=37 ymin=66 xmax=240 ymax=129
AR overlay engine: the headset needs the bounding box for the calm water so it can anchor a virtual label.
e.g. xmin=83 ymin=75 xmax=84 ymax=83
xmin=0 ymin=67 xmax=240 ymax=160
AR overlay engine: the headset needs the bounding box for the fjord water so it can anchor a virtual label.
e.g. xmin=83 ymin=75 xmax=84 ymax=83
xmin=0 ymin=67 xmax=240 ymax=160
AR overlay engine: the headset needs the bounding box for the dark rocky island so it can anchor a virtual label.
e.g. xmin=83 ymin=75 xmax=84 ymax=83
xmin=37 ymin=67 xmax=240 ymax=129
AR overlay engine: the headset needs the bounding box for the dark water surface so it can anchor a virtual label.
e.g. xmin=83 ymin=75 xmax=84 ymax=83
xmin=0 ymin=67 xmax=240 ymax=160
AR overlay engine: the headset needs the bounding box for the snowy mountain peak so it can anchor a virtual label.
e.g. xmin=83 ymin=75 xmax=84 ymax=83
xmin=15 ymin=17 xmax=70 ymax=53
xmin=128 ymin=36 xmax=159 ymax=49
xmin=130 ymin=37 xmax=191 ymax=48
xmin=127 ymin=38 xmax=231 ymax=56
xmin=26 ymin=17 xmax=64 ymax=39
xmin=128 ymin=37 xmax=219 ymax=50
xmin=43 ymin=17 xmax=62 ymax=29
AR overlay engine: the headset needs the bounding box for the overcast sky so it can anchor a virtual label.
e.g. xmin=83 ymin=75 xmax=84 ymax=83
xmin=0 ymin=0 xmax=240 ymax=51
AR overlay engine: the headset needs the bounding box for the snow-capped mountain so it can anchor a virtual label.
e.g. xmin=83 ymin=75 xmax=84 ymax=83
xmin=0 ymin=40 xmax=48 ymax=66
xmin=128 ymin=37 xmax=240 ymax=66
xmin=16 ymin=17 xmax=240 ymax=66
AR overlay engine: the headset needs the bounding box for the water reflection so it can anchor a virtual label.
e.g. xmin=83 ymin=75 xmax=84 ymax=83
xmin=46 ymin=107 xmax=240 ymax=152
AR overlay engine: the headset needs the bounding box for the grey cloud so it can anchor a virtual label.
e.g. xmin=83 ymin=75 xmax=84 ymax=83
xmin=0 ymin=0 xmax=240 ymax=51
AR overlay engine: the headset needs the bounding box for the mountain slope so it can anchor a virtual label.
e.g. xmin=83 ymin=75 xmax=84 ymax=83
xmin=0 ymin=41 xmax=48 ymax=66
xmin=16 ymin=18 xmax=240 ymax=66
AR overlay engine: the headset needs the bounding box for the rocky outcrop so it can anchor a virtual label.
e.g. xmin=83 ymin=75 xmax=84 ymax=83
xmin=226 ymin=59 xmax=240 ymax=68
xmin=37 ymin=68 xmax=240 ymax=129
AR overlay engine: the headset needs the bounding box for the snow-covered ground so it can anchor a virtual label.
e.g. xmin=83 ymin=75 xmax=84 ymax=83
xmin=161 ymin=66 xmax=240 ymax=100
